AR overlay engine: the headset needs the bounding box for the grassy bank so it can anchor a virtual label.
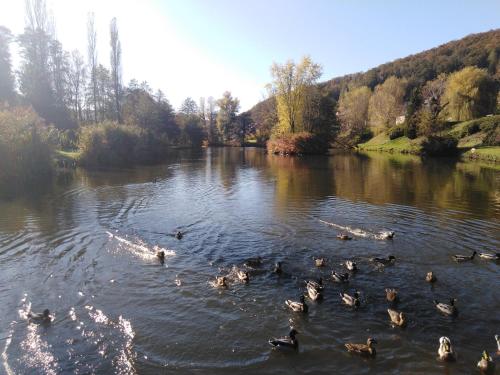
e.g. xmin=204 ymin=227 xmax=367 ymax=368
xmin=357 ymin=134 xmax=423 ymax=154
xmin=462 ymin=146 xmax=500 ymax=163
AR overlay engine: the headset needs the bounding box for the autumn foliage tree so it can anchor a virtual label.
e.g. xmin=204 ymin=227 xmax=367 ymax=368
xmin=368 ymin=76 xmax=407 ymax=133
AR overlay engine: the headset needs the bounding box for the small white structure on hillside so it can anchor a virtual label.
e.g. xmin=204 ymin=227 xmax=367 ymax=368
xmin=395 ymin=115 xmax=406 ymax=125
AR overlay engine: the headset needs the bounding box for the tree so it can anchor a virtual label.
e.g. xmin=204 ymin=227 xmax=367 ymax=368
xmin=109 ymin=17 xmax=122 ymax=122
xmin=68 ymin=50 xmax=86 ymax=121
xmin=368 ymin=76 xmax=407 ymax=132
xmin=122 ymin=83 xmax=177 ymax=139
xmin=337 ymin=86 xmax=371 ymax=137
xmin=179 ymin=97 xmax=198 ymax=116
xmin=250 ymin=95 xmax=277 ymax=143
xmin=206 ymin=96 xmax=217 ymax=143
xmin=0 ymin=26 xmax=14 ymax=102
xmin=441 ymin=66 xmax=497 ymax=121
xmin=269 ymin=56 xmax=322 ymax=134
xmin=87 ymin=12 xmax=98 ymax=123
xmin=216 ymin=91 xmax=239 ymax=142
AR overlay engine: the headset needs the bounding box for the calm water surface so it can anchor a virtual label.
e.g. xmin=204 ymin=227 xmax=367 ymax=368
xmin=0 ymin=148 xmax=499 ymax=374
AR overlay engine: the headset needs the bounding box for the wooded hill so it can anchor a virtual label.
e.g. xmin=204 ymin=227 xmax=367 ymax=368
xmin=247 ymin=28 xmax=500 ymax=141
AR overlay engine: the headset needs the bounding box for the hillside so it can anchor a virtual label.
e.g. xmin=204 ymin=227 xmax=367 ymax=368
xmin=246 ymin=29 xmax=500 ymax=140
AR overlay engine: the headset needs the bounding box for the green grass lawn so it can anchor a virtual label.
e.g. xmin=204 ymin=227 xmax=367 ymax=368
xmin=357 ymin=134 xmax=423 ymax=154
xmin=463 ymin=146 xmax=500 ymax=162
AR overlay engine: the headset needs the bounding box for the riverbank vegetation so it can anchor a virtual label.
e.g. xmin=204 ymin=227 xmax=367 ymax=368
xmin=0 ymin=0 xmax=251 ymax=184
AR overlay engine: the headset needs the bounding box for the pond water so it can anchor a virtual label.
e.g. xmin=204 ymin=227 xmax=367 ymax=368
xmin=0 ymin=148 xmax=499 ymax=374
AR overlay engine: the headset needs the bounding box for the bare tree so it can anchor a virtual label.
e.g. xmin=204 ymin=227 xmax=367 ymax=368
xmin=87 ymin=12 xmax=97 ymax=123
xmin=109 ymin=17 xmax=122 ymax=122
xmin=68 ymin=50 xmax=86 ymax=121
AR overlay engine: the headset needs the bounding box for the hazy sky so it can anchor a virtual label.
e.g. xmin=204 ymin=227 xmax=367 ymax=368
xmin=0 ymin=0 xmax=498 ymax=110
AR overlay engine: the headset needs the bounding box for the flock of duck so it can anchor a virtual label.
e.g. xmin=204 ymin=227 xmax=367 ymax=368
xmin=27 ymin=227 xmax=500 ymax=372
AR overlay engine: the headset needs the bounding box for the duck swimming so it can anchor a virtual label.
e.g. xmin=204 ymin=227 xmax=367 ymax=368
xmin=306 ymin=278 xmax=324 ymax=291
xmin=315 ymin=258 xmax=326 ymax=267
xmin=378 ymin=231 xmax=395 ymax=240
xmin=331 ymin=271 xmax=349 ymax=283
xmin=437 ymin=336 xmax=455 ymax=361
xmin=337 ymin=233 xmax=352 ymax=240
xmin=477 ymin=350 xmax=495 ymax=373
xmin=434 ymin=298 xmax=458 ymax=316
xmin=175 ymin=231 xmax=183 ymax=240
xmin=452 ymin=250 xmax=476 ymax=262
xmin=479 ymin=252 xmax=500 ymax=261
xmin=371 ymin=255 xmax=396 ymax=266
xmin=285 ymin=295 xmax=308 ymax=313
xmin=215 ymin=276 xmax=228 ymax=288
xmin=345 ymin=337 xmax=377 ymax=357
xmin=236 ymin=269 xmax=249 ymax=283
xmin=385 ymin=288 xmax=399 ymax=303
xmin=28 ymin=309 xmax=51 ymax=323
xmin=340 ymin=291 xmax=360 ymax=308
xmin=387 ymin=308 xmax=406 ymax=327
xmin=269 ymin=329 xmax=298 ymax=351
xmin=426 ymin=271 xmax=436 ymax=283
xmin=156 ymin=250 xmax=165 ymax=262
xmin=344 ymin=260 xmax=357 ymax=272
xmin=273 ymin=261 xmax=283 ymax=274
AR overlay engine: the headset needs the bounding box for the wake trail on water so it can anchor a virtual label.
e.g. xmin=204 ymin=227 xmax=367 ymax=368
xmin=315 ymin=218 xmax=393 ymax=240
xmin=106 ymin=231 xmax=176 ymax=260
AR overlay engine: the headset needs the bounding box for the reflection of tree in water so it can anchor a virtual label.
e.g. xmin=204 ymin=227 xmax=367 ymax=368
xmin=331 ymin=152 xmax=499 ymax=219
xmin=266 ymin=153 xmax=334 ymax=215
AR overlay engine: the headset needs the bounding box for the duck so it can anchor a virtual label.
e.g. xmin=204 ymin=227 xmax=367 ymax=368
xmin=269 ymin=329 xmax=298 ymax=351
xmin=236 ymin=269 xmax=249 ymax=283
xmin=452 ymin=250 xmax=476 ymax=262
xmin=175 ymin=231 xmax=183 ymax=240
xmin=215 ymin=276 xmax=228 ymax=288
xmin=479 ymin=252 xmax=500 ymax=261
xmin=370 ymin=255 xmax=396 ymax=265
xmin=495 ymin=335 xmax=500 ymax=355
xmin=340 ymin=291 xmax=360 ymax=308
xmin=434 ymin=298 xmax=458 ymax=316
xmin=244 ymin=257 xmax=263 ymax=268
xmin=379 ymin=231 xmax=395 ymax=240
xmin=337 ymin=233 xmax=352 ymax=240
xmin=344 ymin=260 xmax=357 ymax=272
xmin=315 ymin=258 xmax=326 ymax=267
xmin=156 ymin=250 xmax=165 ymax=262
xmin=332 ymin=271 xmax=349 ymax=283
xmin=306 ymin=278 xmax=324 ymax=291
xmin=345 ymin=337 xmax=377 ymax=357
xmin=385 ymin=288 xmax=399 ymax=303
xmin=307 ymin=284 xmax=322 ymax=301
xmin=28 ymin=309 xmax=51 ymax=323
xmin=426 ymin=271 xmax=436 ymax=283
xmin=437 ymin=336 xmax=456 ymax=361
xmin=477 ymin=350 xmax=495 ymax=373
xmin=285 ymin=295 xmax=308 ymax=313
xmin=387 ymin=308 xmax=406 ymax=327
xmin=273 ymin=261 xmax=283 ymax=274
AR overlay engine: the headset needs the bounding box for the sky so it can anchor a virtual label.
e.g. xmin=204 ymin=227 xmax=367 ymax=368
xmin=0 ymin=0 xmax=499 ymax=111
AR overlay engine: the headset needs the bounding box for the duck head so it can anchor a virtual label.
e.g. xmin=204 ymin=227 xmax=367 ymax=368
xmin=43 ymin=309 xmax=50 ymax=318
xmin=289 ymin=329 xmax=298 ymax=338
xmin=439 ymin=336 xmax=452 ymax=352
xmin=388 ymin=255 xmax=396 ymax=261
xmin=367 ymin=337 xmax=377 ymax=346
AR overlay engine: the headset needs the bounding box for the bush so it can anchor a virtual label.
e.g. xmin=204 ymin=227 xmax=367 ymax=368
xmin=78 ymin=122 xmax=170 ymax=167
xmin=0 ymin=105 xmax=53 ymax=192
xmin=388 ymin=125 xmax=405 ymax=140
xmin=421 ymin=135 xmax=458 ymax=156
xmin=267 ymin=132 xmax=329 ymax=155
